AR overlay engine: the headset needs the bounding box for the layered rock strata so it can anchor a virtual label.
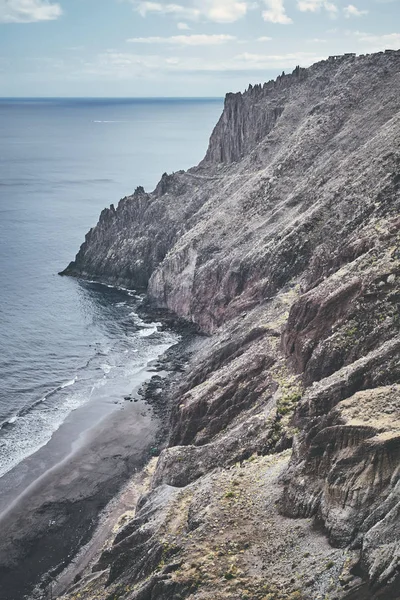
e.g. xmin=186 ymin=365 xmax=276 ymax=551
xmin=60 ymin=50 xmax=400 ymax=600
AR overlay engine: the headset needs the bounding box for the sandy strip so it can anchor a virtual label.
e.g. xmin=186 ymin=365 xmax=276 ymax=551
xmin=0 ymin=396 xmax=158 ymax=600
xmin=52 ymin=456 xmax=158 ymax=599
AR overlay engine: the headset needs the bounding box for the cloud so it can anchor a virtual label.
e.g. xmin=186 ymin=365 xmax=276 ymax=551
xmin=297 ymin=0 xmax=338 ymax=16
xmin=177 ymin=20 xmax=190 ymax=28
xmin=351 ymin=30 xmax=400 ymax=49
xmin=134 ymin=0 xmax=249 ymax=23
xmin=262 ymin=0 xmax=293 ymax=24
xmin=135 ymin=2 xmax=200 ymax=19
xmin=257 ymin=35 xmax=273 ymax=41
xmin=201 ymin=0 xmax=248 ymax=22
xmin=127 ymin=34 xmax=237 ymax=45
xmin=84 ymin=49 xmax=322 ymax=81
xmin=235 ymin=51 xmax=319 ymax=66
xmin=0 ymin=0 xmax=62 ymax=23
xmin=343 ymin=4 xmax=368 ymax=17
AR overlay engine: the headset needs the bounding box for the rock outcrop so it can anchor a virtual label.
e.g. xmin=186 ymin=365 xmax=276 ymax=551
xmin=60 ymin=50 xmax=400 ymax=600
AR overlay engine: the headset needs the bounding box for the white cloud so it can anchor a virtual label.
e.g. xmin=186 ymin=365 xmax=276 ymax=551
xmin=134 ymin=0 xmax=249 ymax=23
xmin=262 ymin=0 xmax=293 ymax=24
xmin=83 ymin=49 xmax=323 ymax=80
xmin=177 ymin=20 xmax=190 ymax=28
xmin=127 ymin=34 xmax=237 ymax=45
xmin=235 ymin=51 xmax=319 ymax=65
xmin=297 ymin=0 xmax=338 ymax=16
xmin=135 ymin=2 xmax=201 ymax=19
xmin=351 ymin=30 xmax=400 ymax=49
xmin=0 ymin=0 xmax=62 ymax=22
xmin=257 ymin=35 xmax=273 ymax=41
xmin=343 ymin=4 xmax=368 ymax=17
xmin=200 ymin=0 xmax=248 ymax=22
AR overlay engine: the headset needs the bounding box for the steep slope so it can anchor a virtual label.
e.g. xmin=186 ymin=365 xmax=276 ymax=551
xmin=60 ymin=50 xmax=400 ymax=600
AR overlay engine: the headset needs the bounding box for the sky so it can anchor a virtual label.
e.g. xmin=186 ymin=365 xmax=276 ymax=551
xmin=0 ymin=0 xmax=399 ymax=96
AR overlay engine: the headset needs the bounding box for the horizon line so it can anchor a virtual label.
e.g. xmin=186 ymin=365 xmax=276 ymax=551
xmin=0 ymin=96 xmax=224 ymax=100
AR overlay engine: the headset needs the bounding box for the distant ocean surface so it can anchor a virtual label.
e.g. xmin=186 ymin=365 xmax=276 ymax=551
xmin=0 ymin=97 xmax=223 ymax=480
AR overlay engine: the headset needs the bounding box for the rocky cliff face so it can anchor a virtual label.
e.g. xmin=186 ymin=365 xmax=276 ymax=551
xmin=60 ymin=50 xmax=400 ymax=600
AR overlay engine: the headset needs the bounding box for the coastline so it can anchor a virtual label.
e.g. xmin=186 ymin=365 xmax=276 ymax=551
xmin=0 ymin=322 xmax=195 ymax=600
xmin=13 ymin=51 xmax=400 ymax=600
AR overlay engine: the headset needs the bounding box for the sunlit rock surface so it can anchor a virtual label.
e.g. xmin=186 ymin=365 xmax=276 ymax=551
xmin=61 ymin=50 xmax=400 ymax=600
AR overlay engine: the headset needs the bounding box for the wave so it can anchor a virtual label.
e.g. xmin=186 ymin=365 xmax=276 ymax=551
xmin=0 ymin=287 xmax=178 ymax=480
xmin=60 ymin=377 xmax=77 ymax=389
xmin=0 ymin=329 xmax=179 ymax=480
xmin=137 ymin=325 xmax=159 ymax=338
xmin=130 ymin=313 xmax=162 ymax=332
xmin=6 ymin=416 xmax=18 ymax=425
xmin=0 ymin=341 xmax=127 ymax=432
xmin=0 ymin=377 xmax=78 ymax=429
xmin=84 ymin=279 xmax=140 ymax=294
xmin=0 ymin=389 xmax=86 ymax=479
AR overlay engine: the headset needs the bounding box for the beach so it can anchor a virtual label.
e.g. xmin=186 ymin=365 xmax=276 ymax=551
xmin=0 ymin=381 xmax=157 ymax=599
xmin=0 ymin=96 xmax=220 ymax=600
xmin=0 ymin=326 xmax=192 ymax=600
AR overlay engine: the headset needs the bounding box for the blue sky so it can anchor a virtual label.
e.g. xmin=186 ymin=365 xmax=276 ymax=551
xmin=0 ymin=0 xmax=399 ymax=96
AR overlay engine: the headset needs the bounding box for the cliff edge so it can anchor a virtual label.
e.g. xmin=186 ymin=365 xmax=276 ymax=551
xmin=60 ymin=50 xmax=400 ymax=600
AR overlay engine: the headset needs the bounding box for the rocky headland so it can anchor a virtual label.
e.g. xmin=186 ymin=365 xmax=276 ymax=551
xmin=59 ymin=50 xmax=400 ymax=600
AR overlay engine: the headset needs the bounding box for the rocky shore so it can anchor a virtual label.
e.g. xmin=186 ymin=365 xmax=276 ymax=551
xmin=0 ymin=319 xmax=194 ymax=600
xmin=52 ymin=50 xmax=400 ymax=600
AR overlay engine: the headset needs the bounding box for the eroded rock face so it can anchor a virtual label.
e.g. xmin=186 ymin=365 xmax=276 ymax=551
xmin=281 ymin=385 xmax=400 ymax=598
xmin=62 ymin=453 xmax=357 ymax=600
xmin=63 ymin=51 xmax=400 ymax=335
xmin=60 ymin=51 xmax=400 ymax=600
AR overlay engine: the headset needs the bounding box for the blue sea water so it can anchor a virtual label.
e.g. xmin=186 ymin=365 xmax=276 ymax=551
xmin=0 ymin=97 xmax=223 ymax=480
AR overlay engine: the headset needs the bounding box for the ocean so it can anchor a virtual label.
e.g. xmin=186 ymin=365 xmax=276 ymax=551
xmin=0 ymin=97 xmax=223 ymax=488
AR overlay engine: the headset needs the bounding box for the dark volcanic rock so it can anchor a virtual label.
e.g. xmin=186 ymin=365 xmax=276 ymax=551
xmin=63 ymin=51 xmax=399 ymax=336
xmin=59 ymin=51 xmax=400 ymax=600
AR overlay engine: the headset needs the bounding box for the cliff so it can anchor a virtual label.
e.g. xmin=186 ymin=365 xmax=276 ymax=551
xmin=60 ymin=50 xmax=400 ymax=600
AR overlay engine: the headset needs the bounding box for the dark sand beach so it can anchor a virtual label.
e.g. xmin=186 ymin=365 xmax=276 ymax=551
xmin=0 ymin=320 xmax=192 ymax=600
xmin=0 ymin=388 xmax=158 ymax=600
xmin=0 ymin=323 xmax=189 ymax=600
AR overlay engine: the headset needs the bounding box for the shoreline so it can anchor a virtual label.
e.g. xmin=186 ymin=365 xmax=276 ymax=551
xmin=0 ymin=322 xmax=195 ymax=600
xmin=0 ymin=362 xmax=155 ymax=519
